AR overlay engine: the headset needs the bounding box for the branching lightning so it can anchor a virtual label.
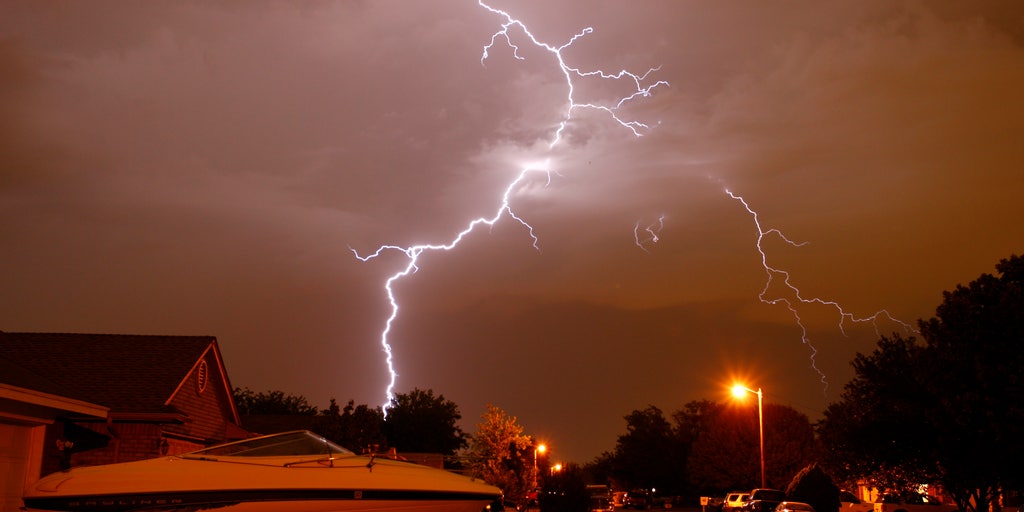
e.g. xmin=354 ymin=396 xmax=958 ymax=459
xmin=725 ymin=188 xmax=917 ymax=392
xmin=353 ymin=1 xmax=909 ymax=409
xmin=634 ymin=215 xmax=666 ymax=253
xmin=352 ymin=1 xmax=668 ymax=413
xmin=478 ymin=2 xmax=669 ymax=144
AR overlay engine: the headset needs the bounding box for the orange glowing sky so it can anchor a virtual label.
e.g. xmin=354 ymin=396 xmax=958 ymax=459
xmin=2 ymin=0 xmax=1023 ymax=462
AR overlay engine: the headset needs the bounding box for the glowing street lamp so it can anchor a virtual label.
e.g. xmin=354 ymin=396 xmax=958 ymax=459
xmin=731 ymin=384 xmax=765 ymax=489
xmin=533 ymin=443 xmax=547 ymax=487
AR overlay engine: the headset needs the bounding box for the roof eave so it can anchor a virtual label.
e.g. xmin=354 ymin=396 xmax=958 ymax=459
xmin=0 ymin=382 xmax=109 ymax=422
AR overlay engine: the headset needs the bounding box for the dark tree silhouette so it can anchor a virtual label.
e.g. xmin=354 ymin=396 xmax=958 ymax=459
xmin=610 ymin=405 xmax=687 ymax=495
xmin=785 ymin=463 xmax=840 ymax=512
xmin=819 ymin=254 xmax=1024 ymax=512
xmin=232 ymin=387 xmax=317 ymax=415
xmin=687 ymin=401 xmax=816 ymax=492
xmin=540 ymin=463 xmax=589 ymax=512
xmin=818 ymin=334 xmax=937 ymax=492
xmin=383 ymin=388 xmax=468 ymax=455
xmin=314 ymin=399 xmax=385 ymax=453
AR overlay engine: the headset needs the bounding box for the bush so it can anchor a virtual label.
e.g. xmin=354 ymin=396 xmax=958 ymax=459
xmin=785 ymin=463 xmax=840 ymax=512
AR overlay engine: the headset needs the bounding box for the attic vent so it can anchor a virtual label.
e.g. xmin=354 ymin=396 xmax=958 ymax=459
xmin=197 ymin=360 xmax=209 ymax=394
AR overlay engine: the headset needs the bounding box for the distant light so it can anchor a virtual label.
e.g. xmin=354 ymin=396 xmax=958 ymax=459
xmin=537 ymin=444 xmax=547 ymax=455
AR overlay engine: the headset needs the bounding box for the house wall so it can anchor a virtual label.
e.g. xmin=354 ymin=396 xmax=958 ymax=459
xmin=164 ymin=350 xmax=238 ymax=442
xmin=43 ymin=350 xmax=240 ymax=473
xmin=162 ymin=437 xmax=204 ymax=457
xmin=58 ymin=422 xmax=209 ymax=470
xmin=0 ymin=423 xmax=45 ymax=512
xmin=67 ymin=423 xmax=164 ymax=470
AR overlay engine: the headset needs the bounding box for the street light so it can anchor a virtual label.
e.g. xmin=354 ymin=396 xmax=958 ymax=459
xmin=534 ymin=443 xmax=547 ymax=488
xmin=731 ymin=384 xmax=765 ymax=489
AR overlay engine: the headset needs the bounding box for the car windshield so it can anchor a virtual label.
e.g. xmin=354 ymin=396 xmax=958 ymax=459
xmin=182 ymin=431 xmax=354 ymax=458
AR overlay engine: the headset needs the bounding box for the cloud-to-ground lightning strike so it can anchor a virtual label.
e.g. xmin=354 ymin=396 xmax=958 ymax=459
xmin=724 ymin=188 xmax=916 ymax=393
xmin=351 ymin=162 xmax=548 ymax=412
xmin=352 ymin=1 xmax=668 ymax=413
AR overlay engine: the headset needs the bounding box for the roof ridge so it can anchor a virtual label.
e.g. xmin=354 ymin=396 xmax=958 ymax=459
xmin=2 ymin=331 xmax=216 ymax=338
xmin=0 ymin=332 xmax=220 ymax=413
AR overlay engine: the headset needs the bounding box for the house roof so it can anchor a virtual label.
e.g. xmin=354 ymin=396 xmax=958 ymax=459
xmin=0 ymin=332 xmax=227 ymax=415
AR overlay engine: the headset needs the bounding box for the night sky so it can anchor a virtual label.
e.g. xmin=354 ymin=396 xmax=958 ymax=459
xmin=3 ymin=1 xmax=1023 ymax=463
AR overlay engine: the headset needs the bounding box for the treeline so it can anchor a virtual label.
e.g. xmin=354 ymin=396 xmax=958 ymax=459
xmin=588 ymin=400 xmax=818 ymax=500
xmin=233 ymin=387 xmax=548 ymax=506
xmin=598 ymin=254 xmax=1024 ymax=512
xmin=233 ymin=387 xmax=468 ymax=456
xmin=235 ymin=254 xmax=1024 ymax=512
xmin=232 ymin=384 xmax=820 ymax=501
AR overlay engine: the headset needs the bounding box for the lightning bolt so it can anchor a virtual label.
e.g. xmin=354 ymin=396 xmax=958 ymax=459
xmin=634 ymin=215 xmax=666 ymax=253
xmin=352 ymin=1 xmax=668 ymax=413
xmin=725 ymin=188 xmax=917 ymax=393
xmin=479 ymin=1 xmax=669 ymax=144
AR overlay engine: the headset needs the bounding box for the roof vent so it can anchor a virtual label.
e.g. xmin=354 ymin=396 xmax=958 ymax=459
xmin=197 ymin=360 xmax=209 ymax=394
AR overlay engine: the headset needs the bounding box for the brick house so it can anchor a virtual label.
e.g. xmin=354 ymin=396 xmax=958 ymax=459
xmin=0 ymin=349 xmax=107 ymax=511
xmin=0 ymin=331 xmax=247 ymax=507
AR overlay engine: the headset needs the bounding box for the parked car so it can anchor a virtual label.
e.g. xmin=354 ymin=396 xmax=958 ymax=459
xmin=742 ymin=489 xmax=787 ymax=512
xmin=840 ymin=490 xmax=874 ymax=512
xmin=706 ymin=495 xmax=725 ymax=512
xmin=726 ymin=492 xmax=752 ymax=512
xmin=776 ymin=502 xmax=816 ymax=512
xmin=591 ymin=494 xmax=615 ymax=512
xmin=624 ymin=490 xmax=653 ymax=510
xmin=589 ymin=485 xmax=615 ymax=512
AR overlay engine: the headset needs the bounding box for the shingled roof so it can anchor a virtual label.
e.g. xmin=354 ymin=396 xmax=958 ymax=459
xmin=0 ymin=332 xmax=223 ymax=414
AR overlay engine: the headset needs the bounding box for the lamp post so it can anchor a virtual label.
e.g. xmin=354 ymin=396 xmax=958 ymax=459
xmin=732 ymin=384 xmax=765 ymax=489
xmin=534 ymin=443 xmax=547 ymax=488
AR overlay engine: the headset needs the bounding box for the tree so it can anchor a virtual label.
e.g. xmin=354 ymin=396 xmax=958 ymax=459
xmin=916 ymin=255 xmax=1024 ymax=510
xmin=468 ymin=404 xmax=537 ymax=508
xmin=818 ymin=255 xmax=1024 ymax=512
xmin=818 ymin=334 xmax=937 ymax=492
xmin=672 ymin=400 xmax=721 ymax=500
xmin=785 ymin=464 xmax=840 ymax=512
xmin=762 ymin=404 xmax=819 ymax=489
xmin=232 ymin=387 xmax=317 ymax=415
xmin=382 ymin=388 xmax=468 ymax=455
xmin=688 ymin=401 xmax=817 ymax=492
xmin=687 ymin=401 xmax=756 ymax=491
xmin=583 ymin=451 xmax=616 ymax=490
xmin=315 ymin=399 xmax=386 ymax=453
xmin=540 ymin=463 xmax=589 ymax=512
xmin=610 ymin=405 xmax=685 ymax=494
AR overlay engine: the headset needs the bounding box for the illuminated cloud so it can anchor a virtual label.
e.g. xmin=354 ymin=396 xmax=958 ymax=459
xmin=1 ymin=0 xmax=1022 ymax=461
